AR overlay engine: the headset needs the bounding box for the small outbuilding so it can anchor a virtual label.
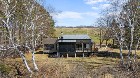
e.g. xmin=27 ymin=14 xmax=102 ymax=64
xmin=43 ymin=38 xmax=57 ymax=53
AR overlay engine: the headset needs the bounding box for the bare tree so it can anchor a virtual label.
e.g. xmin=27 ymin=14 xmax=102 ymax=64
xmin=0 ymin=0 xmax=55 ymax=75
xmin=0 ymin=0 xmax=32 ymax=73
xmin=97 ymin=0 xmax=140 ymax=67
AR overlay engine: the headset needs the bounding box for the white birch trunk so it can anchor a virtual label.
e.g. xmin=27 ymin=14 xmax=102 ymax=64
xmin=119 ymin=43 xmax=124 ymax=65
xmin=7 ymin=24 xmax=33 ymax=73
xmin=32 ymin=49 xmax=38 ymax=71
xmin=127 ymin=25 xmax=134 ymax=64
xmin=112 ymin=24 xmax=125 ymax=65
xmin=134 ymin=38 xmax=140 ymax=62
xmin=8 ymin=26 xmax=32 ymax=73
xmin=31 ymin=20 xmax=38 ymax=71
xmin=16 ymin=48 xmax=32 ymax=73
xmin=24 ymin=0 xmax=39 ymax=71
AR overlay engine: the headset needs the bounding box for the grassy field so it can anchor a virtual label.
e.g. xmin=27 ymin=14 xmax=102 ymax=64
xmin=54 ymin=28 xmax=101 ymax=43
xmin=2 ymin=53 xmax=119 ymax=77
xmin=1 ymin=48 xmax=140 ymax=77
xmin=3 ymin=48 xmax=140 ymax=78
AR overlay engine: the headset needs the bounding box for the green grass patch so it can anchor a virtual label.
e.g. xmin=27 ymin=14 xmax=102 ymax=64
xmin=0 ymin=64 xmax=11 ymax=74
xmin=55 ymin=28 xmax=100 ymax=43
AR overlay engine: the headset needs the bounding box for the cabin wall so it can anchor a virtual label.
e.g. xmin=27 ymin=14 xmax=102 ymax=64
xmin=43 ymin=43 xmax=57 ymax=53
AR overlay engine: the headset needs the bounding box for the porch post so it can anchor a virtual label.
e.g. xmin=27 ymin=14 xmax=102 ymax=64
xmin=75 ymin=52 xmax=76 ymax=58
xmin=57 ymin=43 xmax=59 ymax=52
xmin=67 ymin=53 xmax=69 ymax=58
xmin=43 ymin=44 xmax=44 ymax=54
xmin=82 ymin=43 xmax=84 ymax=52
xmin=57 ymin=52 xmax=59 ymax=57
xmin=83 ymin=52 xmax=85 ymax=57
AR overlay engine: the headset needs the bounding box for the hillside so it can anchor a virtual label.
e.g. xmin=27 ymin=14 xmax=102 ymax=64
xmin=54 ymin=27 xmax=100 ymax=44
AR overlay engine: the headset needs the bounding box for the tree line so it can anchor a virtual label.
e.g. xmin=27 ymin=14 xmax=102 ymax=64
xmin=97 ymin=0 xmax=140 ymax=69
xmin=0 ymin=0 xmax=55 ymax=74
xmin=55 ymin=26 xmax=97 ymax=28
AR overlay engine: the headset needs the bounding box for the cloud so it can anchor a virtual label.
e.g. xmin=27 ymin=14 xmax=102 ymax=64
xmin=52 ymin=11 xmax=101 ymax=26
xmin=55 ymin=11 xmax=82 ymax=19
xmin=91 ymin=6 xmax=98 ymax=10
xmin=54 ymin=11 xmax=100 ymax=19
xmin=83 ymin=12 xmax=100 ymax=18
xmin=101 ymin=3 xmax=111 ymax=9
xmin=90 ymin=4 xmax=111 ymax=11
xmin=84 ymin=0 xmax=112 ymax=10
xmin=84 ymin=0 xmax=107 ymax=5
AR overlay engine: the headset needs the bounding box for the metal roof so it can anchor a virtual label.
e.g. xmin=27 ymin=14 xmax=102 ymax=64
xmin=60 ymin=34 xmax=91 ymax=39
xmin=58 ymin=40 xmax=76 ymax=42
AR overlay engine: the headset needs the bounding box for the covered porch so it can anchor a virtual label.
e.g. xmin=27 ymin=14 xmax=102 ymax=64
xmin=58 ymin=40 xmax=92 ymax=53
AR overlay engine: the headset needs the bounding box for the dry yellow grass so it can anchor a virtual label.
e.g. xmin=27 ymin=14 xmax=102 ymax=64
xmin=99 ymin=47 xmax=140 ymax=56
xmin=5 ymin=48 xmax=140 ymax=69
xmin=4 ymin=53 xmax=119 ymax=70
xmin=2 ymin=50 xmax=140 ymax=77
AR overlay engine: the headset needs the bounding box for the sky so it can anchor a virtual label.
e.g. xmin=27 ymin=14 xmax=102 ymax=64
xmin=42 ymin=0 xmax=111 ymax=26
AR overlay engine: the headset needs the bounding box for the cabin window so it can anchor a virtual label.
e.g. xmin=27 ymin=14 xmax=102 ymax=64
xmin=84 ymin=44 xmax=90 ymax=49
xmin=86 ymin=44 xmax=90 ymax=48
xmin=76 ymin=44 xmax=82 ymax=50
xmin=84 ymin=44 xmax=86 ymax=48
xmin=44 ymin=44 xmax=54 ymax=50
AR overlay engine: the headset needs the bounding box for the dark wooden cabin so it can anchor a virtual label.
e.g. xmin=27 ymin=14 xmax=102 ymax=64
xmin=43 ymin=34 xmax=93 ymax=57
xmin=58 ymin=35 xmax=92 ymax=52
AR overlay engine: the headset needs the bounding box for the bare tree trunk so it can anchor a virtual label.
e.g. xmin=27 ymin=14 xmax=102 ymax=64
xmin=32 ymin=49 xmax=38 ymax=71
xmin=31 ymin=22 xmax=39 ymax=71
xmin=10 ymin=31 xmax=33 ymax=73
xmin=112 ymin=25 xmax=125 ymax=65
xmin=99 ymin=28 xmax=102 ymax=48
xmin=10 ymin=30 xmax=32 ymax=73
xmin=119 ymin=43 xmax=124 ymax=65
xmin=2 ymin=13 xmax=33 ymax=74
xmin=16 ymin=49 xmax=32 ymax=73
xmin=134 ymin=38 xmax=140 ymax=62
xmin=127 ymin=24 xmax=134 ymax=65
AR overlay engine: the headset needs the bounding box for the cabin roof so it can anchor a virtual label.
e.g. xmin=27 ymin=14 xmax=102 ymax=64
xmin=58 ymin=40 xmax=76 ymax=42
xmin=60 ymin=34 xmax=91 ymax=40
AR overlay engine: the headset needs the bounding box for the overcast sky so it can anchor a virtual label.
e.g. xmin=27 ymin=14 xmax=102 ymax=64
xmin=43 ymin=0 xmax=110 ymax=26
